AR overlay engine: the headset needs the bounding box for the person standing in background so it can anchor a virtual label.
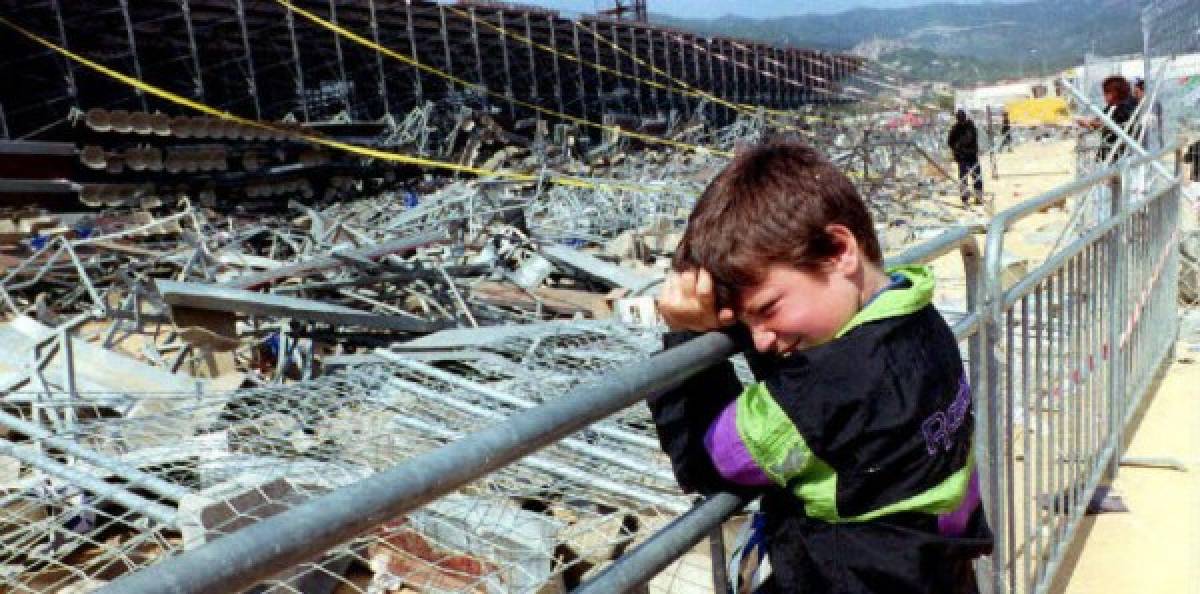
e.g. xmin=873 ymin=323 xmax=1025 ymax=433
xmin=948 ymin=110 xmax=984 ymax=206
xmin=998 ymin=112 xmax=1013 ymax=152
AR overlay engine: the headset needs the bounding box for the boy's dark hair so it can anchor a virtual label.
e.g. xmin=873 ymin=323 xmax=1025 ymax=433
xmin=673 ymin=142 xmax=883 ymax=309
xmin=1102 ymin=76 xmax=1132 ymax=102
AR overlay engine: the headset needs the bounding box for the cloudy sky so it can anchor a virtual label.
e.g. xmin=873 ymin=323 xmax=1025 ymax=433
xmin=532 ymin=0 xmax=1021 ymax=18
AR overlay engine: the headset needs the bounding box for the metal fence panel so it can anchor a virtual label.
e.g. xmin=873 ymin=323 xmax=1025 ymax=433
xmin=980 ymin=146 xmax=1181 ymax=594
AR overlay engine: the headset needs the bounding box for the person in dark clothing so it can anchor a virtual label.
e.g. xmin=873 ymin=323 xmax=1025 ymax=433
xmin=998 ymin=112 xmax=1013 ymax=152
xmin=1185 ymin=141 xmax=1200 ymax=182
xmin=947 ymin=110 xmax=984 ymax=206
xmin=654 ymin=143 xmax=993 ymax=594
xmin=1079 ymin=76 xmax=1139 ymax=162
xmin=1133 ymin=78 xmax=1164 ymax=150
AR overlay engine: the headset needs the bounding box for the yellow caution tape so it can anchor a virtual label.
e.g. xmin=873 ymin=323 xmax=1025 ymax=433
xmin=577 ymin=23 xmax=928 ymax=124
xmin=571 ymin=21 xmax=820 ymax=129
xmin=0 ymin=14 xmax=688 ymax=194
xmin=451 ymin=6 xmax=773 ymax=124
xmin=279 ymin=0 xmax=731 ymax=159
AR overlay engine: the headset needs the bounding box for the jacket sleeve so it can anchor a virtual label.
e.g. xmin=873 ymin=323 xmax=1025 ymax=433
xmin=647 ymin=329 xmax=759 ymax=495
xmin=649 ymin=329 xmax=816 ymax=495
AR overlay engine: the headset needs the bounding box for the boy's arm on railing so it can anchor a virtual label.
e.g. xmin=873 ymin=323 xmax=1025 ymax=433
xmin=648 ymin=328 xmax=756 ymax=496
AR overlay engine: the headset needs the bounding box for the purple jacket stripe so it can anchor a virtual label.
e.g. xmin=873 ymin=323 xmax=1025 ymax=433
xmin=703 ymin=401 xmax=774 ymax=486
xmin=938 ymin=470 xmax=981 ymax=537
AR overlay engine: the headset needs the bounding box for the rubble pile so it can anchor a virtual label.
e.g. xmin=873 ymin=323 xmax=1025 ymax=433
xmin=0 ymin=101 xmax=970 ymax=593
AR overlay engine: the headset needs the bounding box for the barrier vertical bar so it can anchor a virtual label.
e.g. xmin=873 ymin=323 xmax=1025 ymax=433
xmin=326 ymin=0 xmax=349 ymax=115
xmin=1106 ymin=172 xmax=1124 ymax=481
xmin=438 ymin=5 xmax=455 ymax=96
xmin=400 ymin=0 xmax=420 ymax=110
xmin=469 ymin=6 xmax=488 ymax=111
xmin=493 ymin=9 xmax=515 ymax=119
xmin=572 ymin=22 xmax=589 ymax=121
xmin=646 ymin=28 xmax=659 ymax=115
xmin=118 ymin=0 xmax=149 ymax=112
xmin=708 ymin=526 xmax=728 ymax=593
xmin=628 ymin=25 xmax=644 ymax=117
xmin=178 ymin=0 xmax=204 ymax=102
xmin=284 ymin=4 xmax=310 ymax=122
xmin=546 ymin=14 xmax=565 ymax=116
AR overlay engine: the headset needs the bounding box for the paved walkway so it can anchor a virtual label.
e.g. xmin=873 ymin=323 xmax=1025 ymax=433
xmin=1061 ymin=323 xmax=1200 ymax=593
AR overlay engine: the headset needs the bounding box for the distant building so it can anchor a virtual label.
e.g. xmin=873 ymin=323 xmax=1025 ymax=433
xmin=930 ymin=82 xmax=954 ymax=96
xmin=1064 ymin=52 xmax=1200 ymax=90
xmin=953 ymin=76 xmax=1061 ymax=115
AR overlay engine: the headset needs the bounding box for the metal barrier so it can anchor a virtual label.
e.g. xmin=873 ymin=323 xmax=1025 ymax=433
xmin=980 ymin=144 xmax=1182 ymax=594
xmin=98 ymin=146 xmax=1182 ymax=594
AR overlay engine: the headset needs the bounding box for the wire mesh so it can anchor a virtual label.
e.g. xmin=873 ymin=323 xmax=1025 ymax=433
xmin=1 ymin=320 xmax=725 ymax=593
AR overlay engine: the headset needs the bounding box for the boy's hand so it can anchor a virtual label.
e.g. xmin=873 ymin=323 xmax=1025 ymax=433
xmin=657 ymin=269 xmax=736 ymax=332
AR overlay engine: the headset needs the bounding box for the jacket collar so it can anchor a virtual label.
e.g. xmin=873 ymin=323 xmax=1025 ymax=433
xmin=835 ymin=265 xmax=934 ymax=339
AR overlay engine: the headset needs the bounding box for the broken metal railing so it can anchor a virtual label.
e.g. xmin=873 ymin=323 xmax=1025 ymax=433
xmin=97 ymin=330 xmax=735 ymax=593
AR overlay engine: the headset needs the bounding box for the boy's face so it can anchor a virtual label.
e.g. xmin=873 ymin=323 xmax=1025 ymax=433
xmin=735 ymin=262 xmax=863 ymax=355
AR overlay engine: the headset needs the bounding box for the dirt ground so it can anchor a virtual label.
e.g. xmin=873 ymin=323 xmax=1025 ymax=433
xmin=1061 ymin=332 xmax=1200 ymax=594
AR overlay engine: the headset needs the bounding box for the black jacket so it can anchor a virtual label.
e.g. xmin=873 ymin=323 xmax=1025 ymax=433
xmin=1098 ymin=98 xmax=1140 ymax=162
xmin=650 ymin=304 xmax=992 ymax=593
xmin=947 ymin=121 xmax=979 ymax=162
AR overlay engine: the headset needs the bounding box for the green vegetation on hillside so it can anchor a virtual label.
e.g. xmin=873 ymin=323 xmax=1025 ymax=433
xmin=652 ymin=0 xmax=1143 ymax=83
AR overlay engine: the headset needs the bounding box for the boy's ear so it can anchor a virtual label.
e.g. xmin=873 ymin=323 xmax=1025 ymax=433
xmin=824 ymin=224 xmax=861 ymax=275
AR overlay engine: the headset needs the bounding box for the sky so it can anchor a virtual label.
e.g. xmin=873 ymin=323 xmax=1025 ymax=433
xmin=532 ymin=0 xmax=1025 ymax=19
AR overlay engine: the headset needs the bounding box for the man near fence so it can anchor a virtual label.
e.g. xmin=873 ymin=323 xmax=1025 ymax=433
xmin=998 ymin=111 xmax=1014 ymax=152
xmin=1133 ymin=78 xmax=1164 ymax=151
xmin=1078 ymin=76 xmax=1140 ymax=162
xmin=652 ymin=142 xmax=992 ymax=594
xmin=1186 ymin=140 xmax=1200 ymax=182
xmin=948 ymin=110 xmax=984 ymax=206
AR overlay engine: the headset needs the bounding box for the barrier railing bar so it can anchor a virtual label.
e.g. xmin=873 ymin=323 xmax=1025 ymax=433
xmin=1002 ymin=179 xmax=1178 ymax=308
xmin=574 ymin=492 xmax=748 ymax=594
xmin=979 ymin=143 xmax=1180 ymax=594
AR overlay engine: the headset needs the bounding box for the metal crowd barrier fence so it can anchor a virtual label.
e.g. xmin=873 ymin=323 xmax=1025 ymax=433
xmin=98 ymin=146 xmax=1182 ymax=594
xmin=980 ymin=143 xmax=1182 ymax=594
